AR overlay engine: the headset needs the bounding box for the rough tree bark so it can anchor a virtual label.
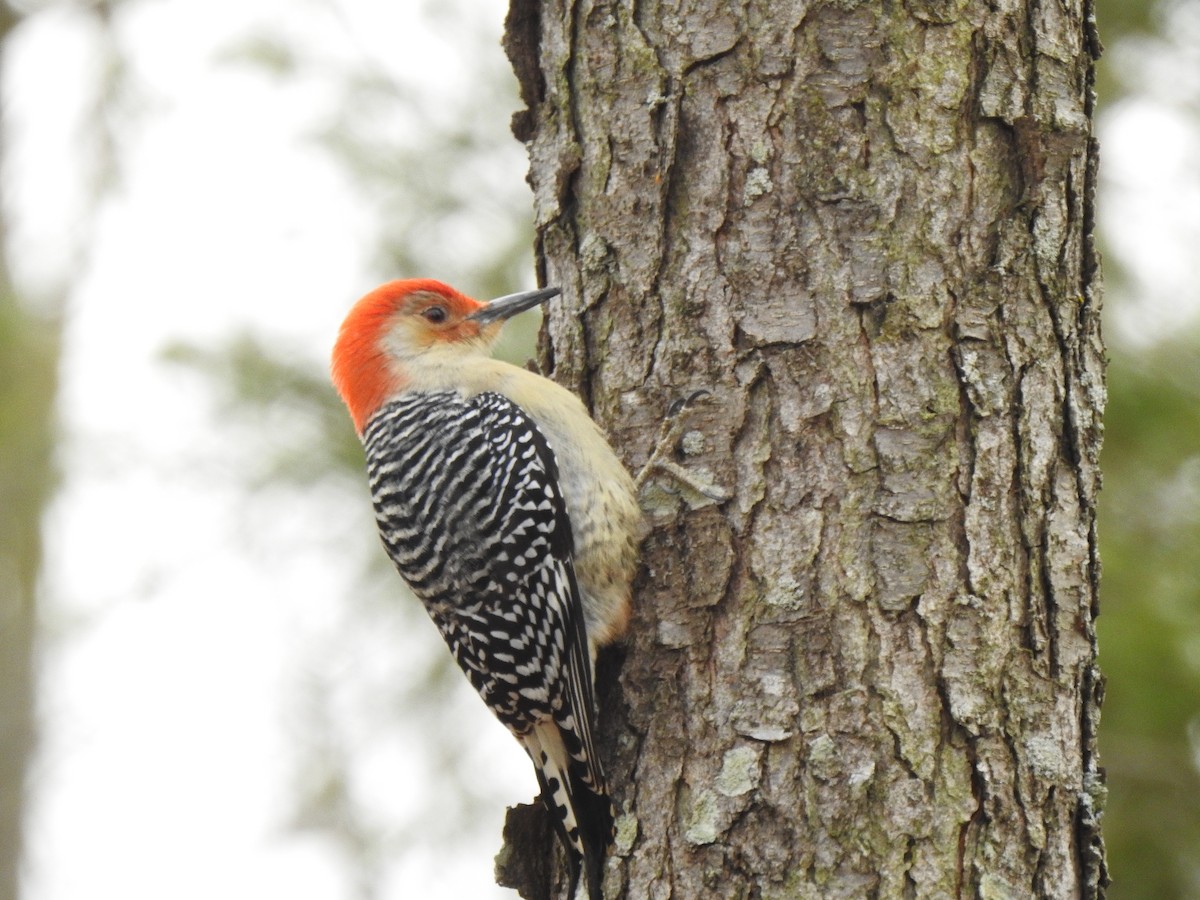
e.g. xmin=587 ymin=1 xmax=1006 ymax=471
xmin=498 ymin=1 xmax=1106 ymax=897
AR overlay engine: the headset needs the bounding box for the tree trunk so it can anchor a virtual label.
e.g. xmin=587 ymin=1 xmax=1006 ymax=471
xmin=0 ymin=294 xmax=58 ymax=900
xmin=0 ymin=13 xmax=61 ymax=899
xmin=499 ymin=1 xmax=1107 ymax=897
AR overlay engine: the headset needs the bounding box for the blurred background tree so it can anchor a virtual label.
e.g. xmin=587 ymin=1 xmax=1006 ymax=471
xmin=0 ymin=3 xmax=123 ymax=899
xmin=2 ymin=0 xmax=1198 ymax=897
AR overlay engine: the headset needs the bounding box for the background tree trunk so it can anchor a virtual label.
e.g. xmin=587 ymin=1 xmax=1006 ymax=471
xmin=500 ymin=0 xmax=1107 ymax=896
xmin=0 ymin=13 xmax=62 ymax=900
xmin=0 ymin=288 xmax=58 ymax=900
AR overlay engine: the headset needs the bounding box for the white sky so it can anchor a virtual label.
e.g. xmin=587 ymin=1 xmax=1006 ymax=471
xmin=9 ymin=1 xmax=1200 ymax=899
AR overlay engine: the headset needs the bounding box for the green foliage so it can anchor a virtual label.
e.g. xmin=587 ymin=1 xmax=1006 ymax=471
xmin=1098 ymin=344 xmax=1200 ymax=899
xmin=1093 ymin=0 xmax=1162 ymax=103
xmin=1096 ymin=0 xmax=1158 ymax=44
xmin=1091 ymin=1 xmax=1200 ymax=896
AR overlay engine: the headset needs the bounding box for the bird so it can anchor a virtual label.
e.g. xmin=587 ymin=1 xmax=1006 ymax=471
xmin=331 ymin=278 xmax=642 ymax=898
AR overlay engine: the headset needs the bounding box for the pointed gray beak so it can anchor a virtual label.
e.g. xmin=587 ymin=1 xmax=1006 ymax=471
xmin=468 ymin=286 xmax=560 ymax=324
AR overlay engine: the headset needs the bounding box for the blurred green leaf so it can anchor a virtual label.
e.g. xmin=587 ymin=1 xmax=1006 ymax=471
xmin=1099 ymin=339 xmax=1200 ymax=898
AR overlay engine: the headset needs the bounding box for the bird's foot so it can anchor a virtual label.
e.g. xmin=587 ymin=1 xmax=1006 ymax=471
xmin=636 ymin=390 xmax=731 ymax=510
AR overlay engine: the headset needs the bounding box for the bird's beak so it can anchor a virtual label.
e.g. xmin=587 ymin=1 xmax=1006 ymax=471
xmin=469 ymin=286 xmax=560 ymax=324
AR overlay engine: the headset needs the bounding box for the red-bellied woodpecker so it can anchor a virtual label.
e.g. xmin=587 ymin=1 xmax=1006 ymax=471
xmin=331 ymin=279 xmax=641 ymax=899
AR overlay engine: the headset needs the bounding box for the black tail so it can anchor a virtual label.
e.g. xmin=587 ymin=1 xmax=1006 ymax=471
xmin=530 ymin=751 xmax=613 ymax=899
xmin=570 ymin=768 xmax=613 ymax=900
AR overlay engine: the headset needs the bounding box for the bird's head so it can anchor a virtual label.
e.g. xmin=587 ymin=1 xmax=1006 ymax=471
xmin=331 ymin=278 xmax=558 ymax=434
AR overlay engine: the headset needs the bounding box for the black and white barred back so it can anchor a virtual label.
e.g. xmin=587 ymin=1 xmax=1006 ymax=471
xmin=363 ymin=389 xmax=613 ymax=897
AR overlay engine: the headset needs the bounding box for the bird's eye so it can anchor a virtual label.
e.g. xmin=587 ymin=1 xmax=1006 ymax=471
xmin=422 ymin=305 xmax=448 ymax=324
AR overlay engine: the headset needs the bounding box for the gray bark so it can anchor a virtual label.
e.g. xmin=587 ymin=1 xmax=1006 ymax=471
xmin=499 ymin=1 xmax=1107 ymax=897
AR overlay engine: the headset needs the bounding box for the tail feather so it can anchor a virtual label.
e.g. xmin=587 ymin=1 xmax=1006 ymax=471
xmin=523 ymin=722 xmax=613 ymax=899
